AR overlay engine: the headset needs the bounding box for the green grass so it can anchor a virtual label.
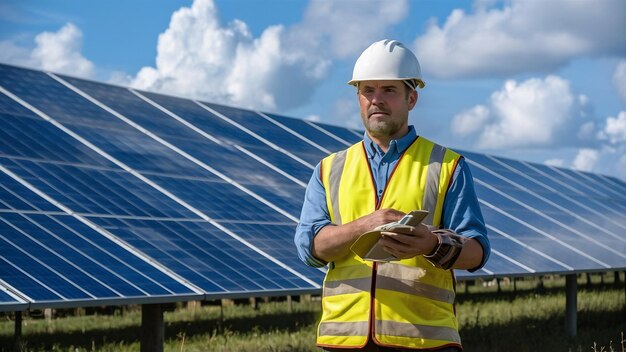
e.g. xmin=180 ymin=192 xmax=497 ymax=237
xmin=1 ymin=275 xmax=624 ymax=352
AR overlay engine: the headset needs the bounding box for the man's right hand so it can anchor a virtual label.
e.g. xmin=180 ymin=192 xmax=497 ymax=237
xmin=312 ymin=208 xmax=405 ymax=263
xmin=352 ymin=208 xmax=406 ymax=234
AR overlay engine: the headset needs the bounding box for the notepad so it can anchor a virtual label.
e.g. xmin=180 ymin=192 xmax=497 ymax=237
xmin=350 ymin=210 xmax=429 ymax=262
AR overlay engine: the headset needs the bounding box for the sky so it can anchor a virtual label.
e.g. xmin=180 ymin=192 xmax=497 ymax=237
xmin=1 ymin=0 xmax=625 ymax=180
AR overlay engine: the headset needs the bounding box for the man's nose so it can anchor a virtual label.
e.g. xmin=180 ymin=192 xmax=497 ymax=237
xmin=370 ymin=90 xmax=385 ymax=105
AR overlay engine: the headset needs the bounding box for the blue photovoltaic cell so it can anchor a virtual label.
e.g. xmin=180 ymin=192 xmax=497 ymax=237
xmin=207 ymin=103 xmax=326 ymax=165
xmin=553 ymin=166 xmax=622 ymax=199
xmin=0 ymin=68 xmax=215 ymax=179
xmin=138 ymin=91 xmax=315 ymax=182
xmin=88 ymin=217 xmax=319 ymax=292
xmin=463 ymin=152 xmax=626 ymax=271
xmin=311 ymin=121 xmax=363 ymax=145
xmin=56 ymin=77 xmax=306 ymax=216
xmin=0 ymin=65 xmax=128 ymax=131
xmin=479 ymin=206 xmax=602 ymax=272
xmin=0 ymin=254 xmax=65 ymax=302
xmin=0 ymin=95 xmax=116 ymax=169
xmin=0 ymin=212 xmax=196 ymax=303
xmin=463 ymin=151 xmax=626 ymax=233
xmin=0 ymin=170 xmax=60 ymax=212
xmin=145 ymin=174 xmax=292 ymax=222
xmin=600 ymin=174 xmax=626 ymax=198
xmin=215 ymin=222 xmax=325 ymax=281
xmin=471 ymin=171 xmax=624 ymax=269
xmin=264 ymin=112 xmax=350 ymax=152
xmin=140 ymin=92 xmax=268 ymax=147
xmin=0 ymin=157 xmax=198 ymax=219
xmin=0 ymin=71 xmax=293 ymax=224
xmin=497 ymin=159 xmax=626 ymax=226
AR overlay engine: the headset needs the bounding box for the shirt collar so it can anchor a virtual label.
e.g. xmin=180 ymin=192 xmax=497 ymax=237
xmin=363 ymin=125 xmax=418 ymax=159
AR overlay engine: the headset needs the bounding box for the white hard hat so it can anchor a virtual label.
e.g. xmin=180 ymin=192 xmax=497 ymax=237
xmin=348 ymin=39 xmax=425 ymax=89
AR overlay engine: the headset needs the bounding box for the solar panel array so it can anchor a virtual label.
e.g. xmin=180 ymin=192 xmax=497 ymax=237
xmin=0 ymin=63 xmax=625 ymax=312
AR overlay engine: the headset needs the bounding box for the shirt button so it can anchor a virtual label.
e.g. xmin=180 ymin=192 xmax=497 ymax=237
xmin=378 ymin=189 xmax=383 ymax=194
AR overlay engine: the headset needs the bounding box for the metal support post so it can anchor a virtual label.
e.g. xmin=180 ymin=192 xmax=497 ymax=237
xmin=14 ymin=311 xmax=22 ymax=350
xmin=141 ymin=304 xmax=164 ymax=352
xmin=565 ymin=274 xmax=577 ymax=337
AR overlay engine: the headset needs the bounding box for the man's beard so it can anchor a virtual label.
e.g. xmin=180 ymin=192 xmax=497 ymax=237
xmin=362 ymin=108 xmax=401 ymax=138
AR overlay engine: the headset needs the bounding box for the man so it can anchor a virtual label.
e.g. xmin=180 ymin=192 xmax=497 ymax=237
xmin=294 ymin=39 xmax=490 ymax=351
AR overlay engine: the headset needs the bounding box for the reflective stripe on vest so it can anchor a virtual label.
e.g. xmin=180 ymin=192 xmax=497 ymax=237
xmin=423 ymin=143 xmax=447 ymax=226
xmin=319 ymin=321 xmax=460 ymax=343
xmin=317 ymin=136 xmax=462 ymax=349
xmin=329 ymin=149 xmax=348 ymax=225
xmin=324 ymin=263 xmax=454 ymax=304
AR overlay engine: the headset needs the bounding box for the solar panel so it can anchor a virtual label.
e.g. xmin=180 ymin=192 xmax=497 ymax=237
xmin=262 ymin=112 xmax=351 ymax=152
xmin=0 ymin=177 xmax=199 ymax=311
xmin=0 ymin=62 xmax=625 ymax=314
xmin=0 ymin=63 xmax=322 ymax=310
xmin=459 ymin=150 xmax=626 ymax=277
xmin=57 ymin=75 xmax=307 ymax=216
xmin=312 ymin=122 xmax=363 ymax=144
xmin=138 ymin=90 xmax=315 ymax=183
xmin=207 ymin=103 xmax=327 ymax=165
xmin=88 ymin=217 xmax=323 ymax=293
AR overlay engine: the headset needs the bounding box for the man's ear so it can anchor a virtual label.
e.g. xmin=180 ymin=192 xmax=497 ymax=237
xmin=408 ymin=90 xmax=418 ymax=110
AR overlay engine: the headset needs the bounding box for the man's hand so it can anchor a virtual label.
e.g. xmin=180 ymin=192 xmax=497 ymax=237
xmin=352 ymin=208 xmax=406 ymax=233
xmin=312 ymin=208 xmax=405 ymax=263
xmin=379 ymin=223 xmax=438 ymax=260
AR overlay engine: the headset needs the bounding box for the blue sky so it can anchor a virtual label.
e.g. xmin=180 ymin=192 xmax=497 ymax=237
xmin=1 ymin=0 xmax=625 ymax=180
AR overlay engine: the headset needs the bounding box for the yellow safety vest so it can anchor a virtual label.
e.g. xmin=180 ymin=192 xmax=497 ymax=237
xmin=317 ymin=136 xmax=462 ymax=350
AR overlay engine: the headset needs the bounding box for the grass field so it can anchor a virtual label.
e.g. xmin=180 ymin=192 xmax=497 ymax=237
xmin=1 ymin=274 xmax=624 ymax=352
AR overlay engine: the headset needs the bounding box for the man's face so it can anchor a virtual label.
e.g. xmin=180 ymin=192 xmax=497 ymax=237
xmin=358 ymin=80 xmax=417 ymax=141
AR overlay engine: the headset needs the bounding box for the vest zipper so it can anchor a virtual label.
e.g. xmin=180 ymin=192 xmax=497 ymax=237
xmin=361 ymin=139 xmax=417 ymax=345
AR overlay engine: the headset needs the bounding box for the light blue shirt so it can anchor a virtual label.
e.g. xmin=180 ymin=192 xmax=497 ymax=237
xmin=294 ymin=126 xmax=490 ymax=271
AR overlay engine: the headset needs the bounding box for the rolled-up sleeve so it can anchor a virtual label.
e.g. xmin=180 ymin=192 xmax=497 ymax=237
xmin=443 ymin=158 xmax=491 ymax=272
xmin=294 ymin=163 xmax=331 ymax=268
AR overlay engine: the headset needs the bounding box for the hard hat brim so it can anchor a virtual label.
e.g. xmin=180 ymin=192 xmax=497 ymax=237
xmin=348 ymin=78 xmax=425 ymax=89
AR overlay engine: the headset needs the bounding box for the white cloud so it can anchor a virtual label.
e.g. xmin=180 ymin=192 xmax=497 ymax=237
xmin=131 ymin=0 xmax=408 ymax=112
xmin=614 ymin=60 xmax=626 ymax=102
xmin=31 ymin=23 xmax=94 ymax=77
xmin=598 ymin=111 xmax=626 ymax=145
xmin=0 ymin=23 xmax=94 ymax=77
xmin=452 ymin=75 xmax=590 ymax=149
xmin=564 ymin=145 xmax=626 ymax=179
xmin=554 ymin=111 xmax=626 ymax=177
xmin=572 ymin=148 xmax=599 ymax=172
xmin=296 ymin=0 xmax=408 ymax=59
xmin=413 ymin=0 xmax=626 ymax=79
xmin=451 ymin=105 xmax=490 ymax=136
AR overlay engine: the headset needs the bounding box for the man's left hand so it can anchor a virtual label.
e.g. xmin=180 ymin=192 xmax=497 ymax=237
xmin=379 ymin=224 xmax=438 ymax=259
